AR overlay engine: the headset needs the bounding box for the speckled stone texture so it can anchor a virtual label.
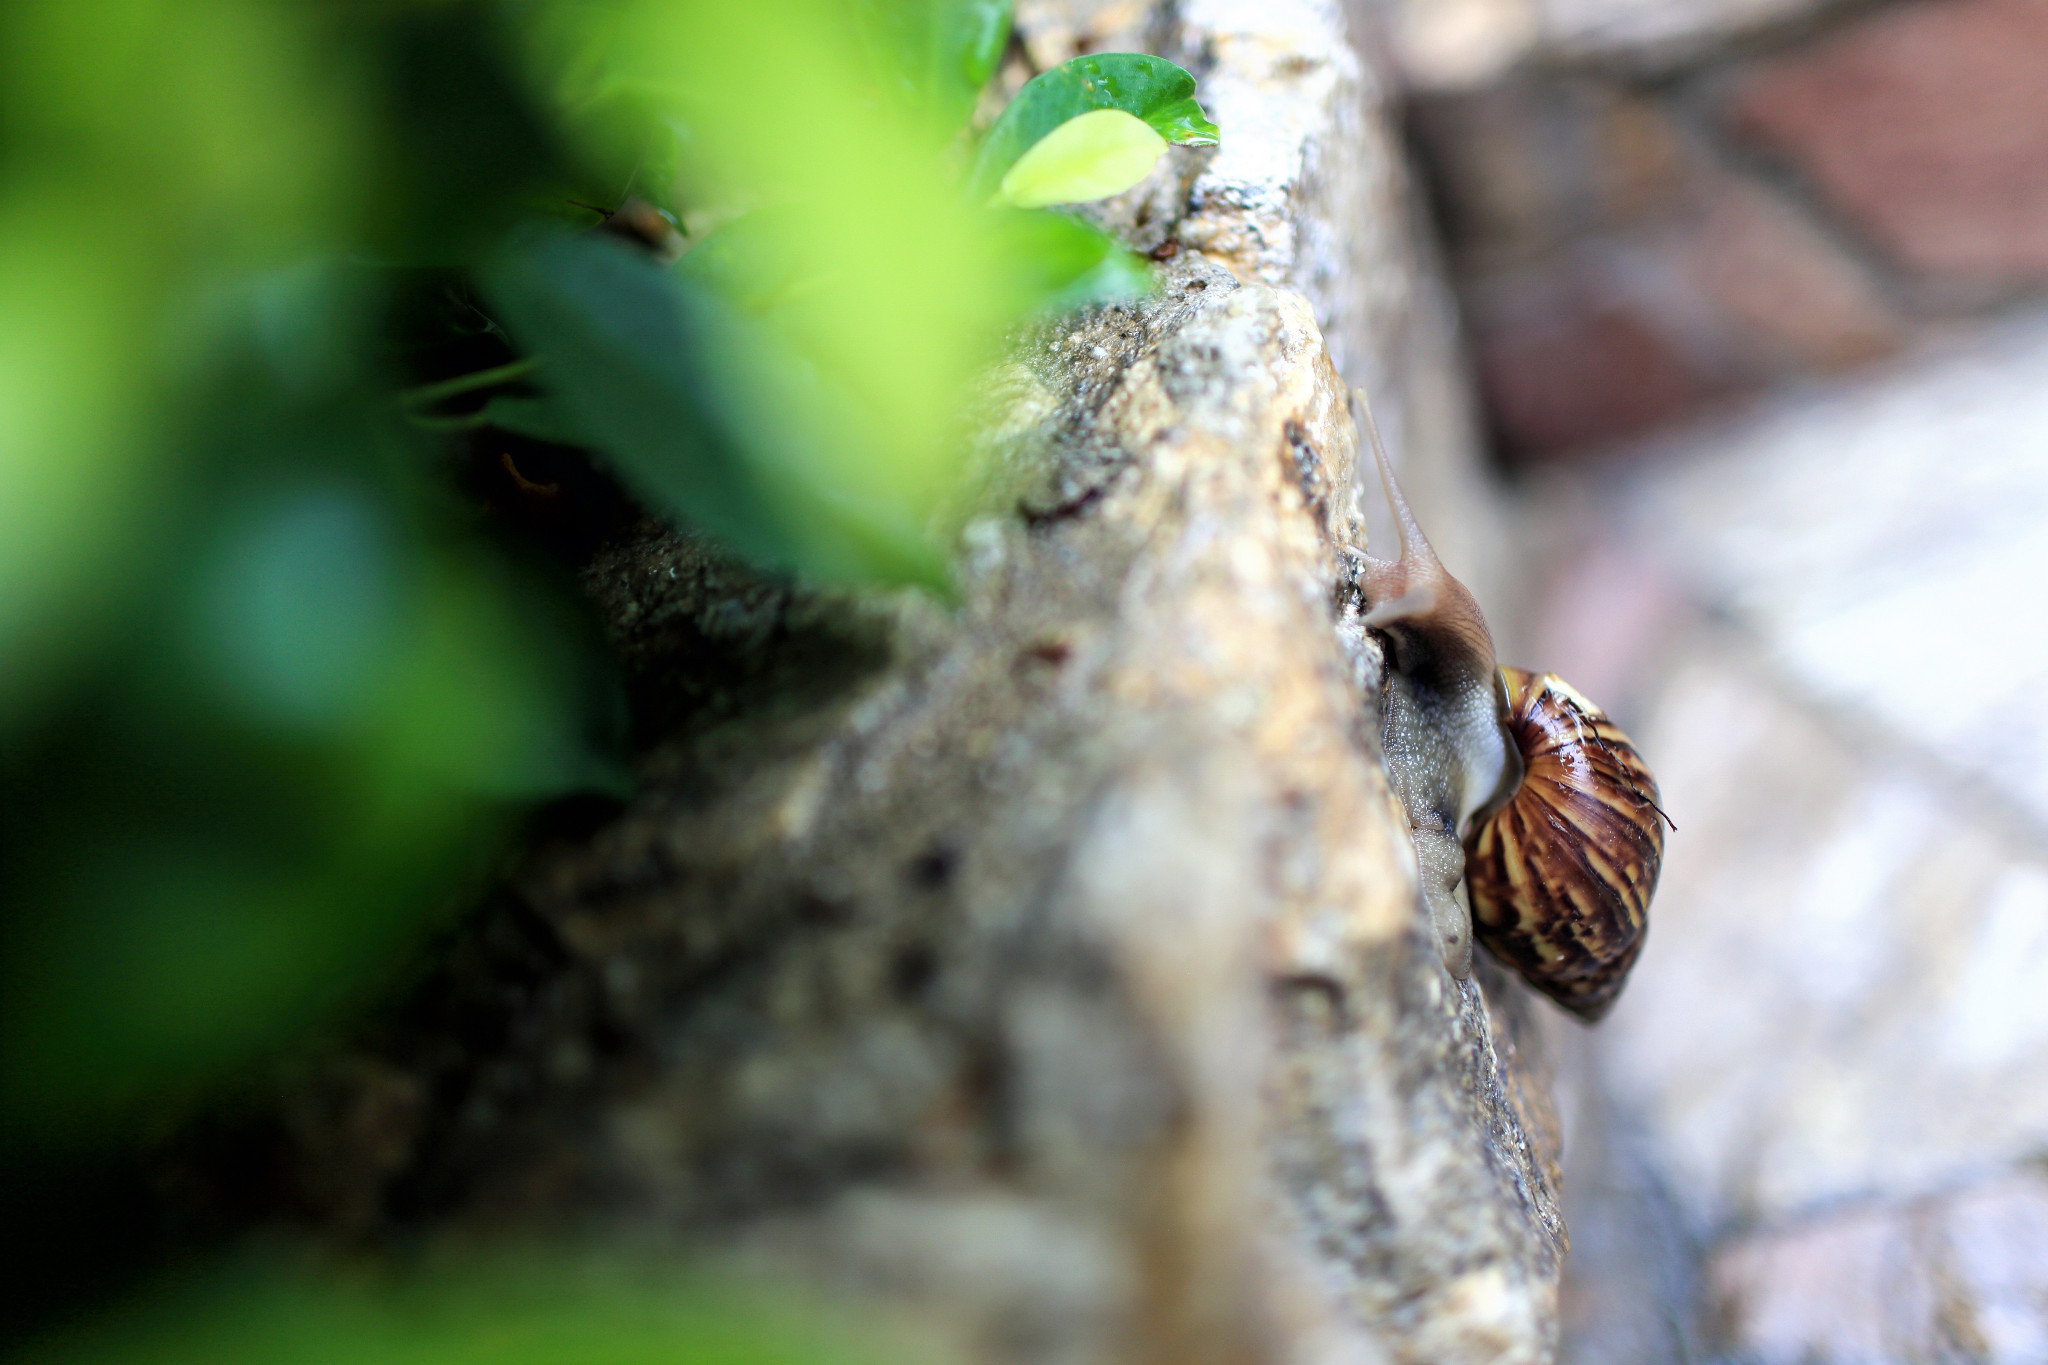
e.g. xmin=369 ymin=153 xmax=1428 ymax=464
xmin=236 ymin=4 xmax=1569 ymax=1362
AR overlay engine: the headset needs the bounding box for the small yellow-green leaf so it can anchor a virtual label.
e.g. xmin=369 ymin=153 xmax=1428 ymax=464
xmin=964 ymin=54 xmax=1216 ymax=202
xmin=995 ymin=109 xmax=1166 ymax=208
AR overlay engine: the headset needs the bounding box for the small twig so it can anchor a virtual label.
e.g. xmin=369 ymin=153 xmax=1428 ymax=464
xmin=500 ymin=450 xmax=561 ymax=498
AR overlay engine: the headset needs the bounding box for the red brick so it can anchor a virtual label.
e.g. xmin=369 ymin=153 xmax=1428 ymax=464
xmin=1475 ymin=303 xmax=1711 ymax=460
xmin=1729 ymin=0 xmax=2048 ymax=292
xmin=1684 ymin=177 xmax=1904 ymax=372
xmin=1411 ymin=79 xmax=1693 ymax=272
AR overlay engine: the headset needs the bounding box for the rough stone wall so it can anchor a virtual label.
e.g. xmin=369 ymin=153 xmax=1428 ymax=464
xmin=236 ymin=4 xmax=1571 ymax=1364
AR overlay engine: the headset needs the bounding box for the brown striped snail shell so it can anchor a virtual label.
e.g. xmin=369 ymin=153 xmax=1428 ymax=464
xmin=1464 ymin=669 xmax=1666 ymax=1021
xmin=1350 ymin=390 xmax=1668 ymax=1020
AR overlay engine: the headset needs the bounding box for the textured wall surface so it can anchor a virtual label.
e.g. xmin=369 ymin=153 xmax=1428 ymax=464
xmin=231 ymin=4 xmax=1571 ymax=1362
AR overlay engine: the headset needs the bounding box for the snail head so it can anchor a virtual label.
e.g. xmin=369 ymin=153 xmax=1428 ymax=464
xmin=1349 ymin=390 xmax=1522 ymax=830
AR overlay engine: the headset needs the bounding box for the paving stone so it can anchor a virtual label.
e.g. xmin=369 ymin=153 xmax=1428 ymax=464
xmin=1710 ymin=1170 xmax=2048 ymax=1363
xmin=1619 ymin=312 xmax=2048 ymax=834
xmin=1412 ymin=73 xmax=1911 ymax=458
xmin=1475 ymin=298 xmax=1713 ymax=458
xmin=1510 ymin=305 xmax=2048 ymax=1353
xmin=1709 ymin=1196 xmax=1944 ymax=1362
xmin=1597 ymin=630 xmax=2048 ymax=1231
xmin=1459 ymin=167 xmax=1907 ymax=461
xmin=1940 ymin=1175 xmax=2048 ymax=1362
xmin=1376 ymin=0 xmax=1542 ymax=90
xmin=1534 ymin=0 xmax=1833 ymax=67
xmin=1728 ymin=0 xmax=2048 ymax=295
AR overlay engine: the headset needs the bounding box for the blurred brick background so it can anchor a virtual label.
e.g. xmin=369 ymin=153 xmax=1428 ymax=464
xmin=1359 ymin=3 xmax=2048 ymax=1361
xmin=1373 ymin=0 xmax=2048 ymax=464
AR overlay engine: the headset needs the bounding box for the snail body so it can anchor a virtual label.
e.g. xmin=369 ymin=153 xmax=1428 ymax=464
xmin=1351 ymin=393 xmax=1666 ymax=1019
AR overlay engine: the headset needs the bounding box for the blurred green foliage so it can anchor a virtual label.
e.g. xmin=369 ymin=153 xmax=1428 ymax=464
xmin=495 ymin=8 xmax=1211 ymax=584
xmin=13 ymin=1256 xmax=872 ymax=1365
xmin=852 ymin=0 xmax=1013 ymax=134
xmin=0 ymin=0 xmax=1211 ymax=1353
xmin=3 ymin=259 xmax=609 ymax=1140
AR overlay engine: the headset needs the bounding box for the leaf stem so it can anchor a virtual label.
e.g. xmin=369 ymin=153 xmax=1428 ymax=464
xmin=402 ymin=409 xmax=496 ymax=433
xmin=399 ymin=357 xmax=539 ymax=409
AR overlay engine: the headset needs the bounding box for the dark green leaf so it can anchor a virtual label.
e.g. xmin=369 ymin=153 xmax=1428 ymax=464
xmin=483 ymin=229 xmax=942 ymax=585
xmin=189 ymin=482 xmax=401 ymax=731
xmin=399 ymin=358 xmax=538 ymax=409
xmin=0 ymin=257 xmax=607 ymax=1141
xmin=13 ymin=1255 xmax=866 ymax=1365
xmin=1144 ymin=96 xmax=1219 ymax=146
xmin=361 ymin=4 xmax=572 ymax=260
xmin=965 ymin=53 xmax=1218 ymax=203
xmin=482 ymin=232 xmax=780 ymax=559
xmin=474 ymin=393 xmax=588 ymax=447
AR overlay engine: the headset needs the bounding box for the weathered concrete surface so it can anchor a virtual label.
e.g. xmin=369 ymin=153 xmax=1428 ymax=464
xmin=239 ymin=4 xmax=1571 ymax=1362
xmin=1058 ymin=0 xmax=1514 ymax=620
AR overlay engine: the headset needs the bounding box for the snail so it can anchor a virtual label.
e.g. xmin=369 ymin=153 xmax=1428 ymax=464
xmin=1350 ymin=392 xmax=1669 ymax=1021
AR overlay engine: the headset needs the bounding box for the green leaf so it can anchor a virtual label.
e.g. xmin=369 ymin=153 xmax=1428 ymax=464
xmin=1145 ymin=95 xmax=1221 ymax=147
xmin=189 ymin=483 xmax=402 ymax=732
xmin=990 ymin=210 xmax=1155 ymax=311
xmin=965 ymin=53 xmax=1218 ymax=203
xmin=996 ymin=108 xmax=1166 ymax=208
xmin=399 ymin=358 xmax=539 ymax=409
xmin=13 ymin=1255 xmax=867 ymax=1365
xmin=474 ymin=392 xmax=588 ymax=447
xmin=0 ymin=253 xmax=612 ymax=1140
xmin=525 ymin=5 xmax=1037 ymax=592
xmin=483 ymin=229 xmax=943 ymax=586
xmin=852 ymin=0 xmax=1013 ymax=134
